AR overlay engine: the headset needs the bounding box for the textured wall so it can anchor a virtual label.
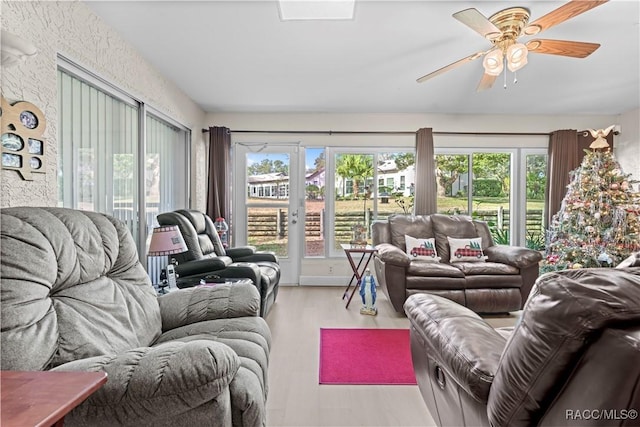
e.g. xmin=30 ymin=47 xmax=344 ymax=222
xmin=1 ymin=0 xmax=208 ymax=209
xmin=617 ymin=108 xmax=640 ymax=190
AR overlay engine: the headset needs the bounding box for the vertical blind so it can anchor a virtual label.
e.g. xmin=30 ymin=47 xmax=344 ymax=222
xmin=58 ymin=68 xmax=140 ymax=238
xmin=57 ymin=65 xmax=190 ymax=283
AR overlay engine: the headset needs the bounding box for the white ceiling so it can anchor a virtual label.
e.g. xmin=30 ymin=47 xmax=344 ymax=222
xmin=86 ymin=0 xmax=640 ymax=116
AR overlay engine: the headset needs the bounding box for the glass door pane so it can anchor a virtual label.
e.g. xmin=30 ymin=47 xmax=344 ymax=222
xmin=435 ymin=154 xmax=469 ymax=215
xmin=525 ymin=153 xmax=547 ymax=250
xmin=375 ymin=152 xmax=416 ymax=219
xmin=305 ymin=148 xmax=325 ymax=257
xmin=472 ymin=153 xmax=511 ymax=244
xmin=334 ymin=153 xmax=374 ymax=249
xmin=246 ymin=152 xmax=290 ymax=257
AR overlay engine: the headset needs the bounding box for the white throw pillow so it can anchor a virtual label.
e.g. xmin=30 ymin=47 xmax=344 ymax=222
xmin=447 ymin=237 xmax=487 ymax=262
xmin=405 ymin=235 xmax=440 ymax=262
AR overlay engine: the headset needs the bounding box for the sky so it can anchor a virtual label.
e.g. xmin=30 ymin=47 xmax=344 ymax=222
xmin=245 ymin=148 xmax=325 ymax=171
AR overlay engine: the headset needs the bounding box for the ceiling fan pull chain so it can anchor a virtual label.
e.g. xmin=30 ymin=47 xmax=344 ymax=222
xmin=514 ymin=71 xmax=518 ymax=85
xmin=503 ymin=58 xmax=508 ymax=89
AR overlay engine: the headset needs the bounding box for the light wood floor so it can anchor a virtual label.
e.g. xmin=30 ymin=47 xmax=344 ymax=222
xmin=264 ymin=286 xmax=520 ymax=427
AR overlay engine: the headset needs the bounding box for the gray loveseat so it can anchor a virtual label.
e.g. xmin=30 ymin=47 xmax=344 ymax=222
xmin=1 ymin=207 xmax=270 ymax=427
xmin=372 ymin=214 xmax=542 ymax=313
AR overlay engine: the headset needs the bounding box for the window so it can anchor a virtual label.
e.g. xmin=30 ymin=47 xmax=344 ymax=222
xmin=57 ymin=60 xmax=190 ymax=264
xmin=435 ymin=148 xmax=547 ymax=248
xmin=145 ymin=114 xmax=189 ymax=230
xmin=524 ymin=151 xmax=547 ymax=250
xmin=327 ymin=149 xmax=415 ymax=256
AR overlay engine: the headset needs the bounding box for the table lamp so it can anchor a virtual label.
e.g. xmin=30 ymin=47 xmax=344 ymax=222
xmin=147 ymin=225 xmax=188 ymax=294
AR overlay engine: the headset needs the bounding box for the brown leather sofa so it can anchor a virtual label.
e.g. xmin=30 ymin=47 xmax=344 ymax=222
xmin=372 ymin=214 xmax=542 ymax=313
xmin=405 ymin=266 xmax=640 ymax=427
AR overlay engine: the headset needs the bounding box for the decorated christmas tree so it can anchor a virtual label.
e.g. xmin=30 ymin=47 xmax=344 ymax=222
xmin=541 ymin=132 xmax=640 ymax=273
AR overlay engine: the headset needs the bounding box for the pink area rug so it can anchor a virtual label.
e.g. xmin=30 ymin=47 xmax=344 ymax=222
xmin=319 ymin=328 xmax=417 ymax=385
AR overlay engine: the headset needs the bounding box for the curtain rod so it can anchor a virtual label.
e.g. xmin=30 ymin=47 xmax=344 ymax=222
xmin=201 ymin=128 xmax=551 ymax=136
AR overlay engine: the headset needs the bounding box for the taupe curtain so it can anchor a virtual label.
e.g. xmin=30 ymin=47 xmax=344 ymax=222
xmin=206 ymin=126 xmax=231 ymax=223
xmin=414 ymin=128 xmax=437 ymax=215
xmin=545 ymin=129 xmax=579 ymax=228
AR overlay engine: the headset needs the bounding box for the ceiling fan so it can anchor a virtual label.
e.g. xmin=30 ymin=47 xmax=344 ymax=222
xmin=417 ymin=0 xmax=608 ymax=91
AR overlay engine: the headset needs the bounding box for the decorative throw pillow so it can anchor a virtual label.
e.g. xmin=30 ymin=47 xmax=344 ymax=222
xmin=447 ymin=237 xmax=487 ymax=262
xmin=405 ymin=235 xmax=440 ymax=262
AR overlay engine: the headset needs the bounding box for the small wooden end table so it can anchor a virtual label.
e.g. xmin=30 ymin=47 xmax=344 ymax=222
xmin=340 ymin=243 xmax=377 ymax=309
xmin=1 ymin=370 xmax=108 ymax=427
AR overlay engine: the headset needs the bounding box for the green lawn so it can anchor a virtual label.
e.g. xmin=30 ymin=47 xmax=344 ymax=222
xmin=331 ymin=196 xmax=544 ymax=213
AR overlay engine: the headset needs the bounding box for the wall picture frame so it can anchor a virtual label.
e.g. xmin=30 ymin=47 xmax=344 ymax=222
xmin=1 ymin=95 xmax=46 ymax=180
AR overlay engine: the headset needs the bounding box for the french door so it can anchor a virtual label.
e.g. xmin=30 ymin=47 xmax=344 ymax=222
xmin=233 ymin=144 xmax=302 ymax=285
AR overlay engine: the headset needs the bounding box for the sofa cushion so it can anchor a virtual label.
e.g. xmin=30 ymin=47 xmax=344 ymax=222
xmin=1 ymin=207 xmax=161 ymax=371
xmin=408 ymin=261 xmax=465 ymax=278
xmin=405 ymin=235 xmax=440 ymax=262
xmin=431 ymin=214 xmax=478 ymax=263
xmin=452 ymin=262 xmax=519 ymax=276
xmin=465 ymin=274 xmax=522 ymax=289
xmin=388 ymin=215 xmax=434 ymax=250
xmin=448 ymin=237 xmax=487 ymax=262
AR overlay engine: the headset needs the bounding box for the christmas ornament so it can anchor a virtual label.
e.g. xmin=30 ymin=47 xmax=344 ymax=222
xmin=587 ymin=125 xmax=615 ymax=149
xmin=597 ymin=251 xmax=613 ymax=266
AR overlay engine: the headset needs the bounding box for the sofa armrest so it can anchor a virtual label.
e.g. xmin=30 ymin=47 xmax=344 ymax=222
xmin=404 ymin=293 xmax=507 ymax=403
xmin=51 ymin=340 xmax=239 ymax=425
xmin=375 ymin=243 xmax=410 ymax=267
xmin=174 ymin=256 xmax=233 ymax=277
xmin=484 ymin=245 xmax=542 ymax=269
xmin=232 ymin=252 xmax=279 ymax=264
xmin=158 ymin=282 xmax=261 ymax=331
xmin=225 ymin=246 xmax=257 ymax=259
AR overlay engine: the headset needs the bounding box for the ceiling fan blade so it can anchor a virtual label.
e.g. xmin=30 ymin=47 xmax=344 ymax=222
xmin=417 ymin=51 xmax=486 ymax=83
xmin=477 ymin=74 xmax=497 ymax=92
xmin=526 ymin=39 xmax=601 ymax=58
xmin=453 ymin=8 xmax=502 ymax=40
xmin=524 ymin=0 xmax=609 ymax=36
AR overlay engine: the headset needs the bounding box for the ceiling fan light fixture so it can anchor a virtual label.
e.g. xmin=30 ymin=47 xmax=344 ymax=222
xmin=507 ymin=55 xmax=528 ymax=72
xmin=506 ymin=42 xmax=529 ymax=72
xmin=483 ymin=49 xmax=504 ymax=76
xmin=507 ymin=43 xmax=527 ymax=63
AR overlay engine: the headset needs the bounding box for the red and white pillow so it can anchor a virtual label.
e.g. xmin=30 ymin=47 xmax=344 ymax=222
xmin=405 ymin=235 xmax=440 ymax=262
xmin=447 ymin=237 xmax=487 ymax=262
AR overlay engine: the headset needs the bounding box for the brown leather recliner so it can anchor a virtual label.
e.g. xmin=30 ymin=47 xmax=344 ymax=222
xmin=405 ymin=266 xmax=640 ymax=427
xmin=372 ymin=214 xmax=542 ymax=314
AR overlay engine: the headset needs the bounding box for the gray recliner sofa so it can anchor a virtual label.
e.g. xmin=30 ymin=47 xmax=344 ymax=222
xmin=372 ymin=214 xmax=543 ymax=313
xmin=1 ymin=207 xmax=271 ymax=427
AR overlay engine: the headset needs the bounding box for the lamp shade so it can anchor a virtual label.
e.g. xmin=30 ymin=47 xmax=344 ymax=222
xmin=483 ymin=49 xmax=504 ymax=76
xmin=506 ymin=43 xmax=529 ymax=72
xmin=148 ymin=225 xmax=187 ymax=256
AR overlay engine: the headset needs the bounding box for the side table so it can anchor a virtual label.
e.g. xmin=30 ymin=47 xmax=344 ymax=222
xmin=340 ymin=243 xmax=377 ymax=309
xmin=1 ymin=370 xmax=107 ymax=427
